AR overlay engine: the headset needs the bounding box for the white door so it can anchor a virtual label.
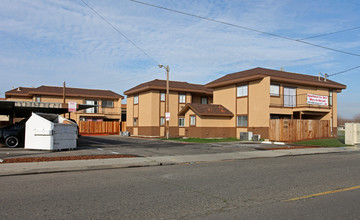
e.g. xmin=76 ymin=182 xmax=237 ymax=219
xmin=284 ymin=87 xmax=296 ymax=107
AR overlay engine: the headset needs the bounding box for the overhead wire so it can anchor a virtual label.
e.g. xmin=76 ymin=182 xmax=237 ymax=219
xmin=298 ymin=26 xmax=360 ymax=40
xmin=328 ymin=65 xmax=360 ymax=77
xmin=79 ymin=0 xmax=160 ymax=65
xmin=129 ymin=0 xmax=360 ymax=57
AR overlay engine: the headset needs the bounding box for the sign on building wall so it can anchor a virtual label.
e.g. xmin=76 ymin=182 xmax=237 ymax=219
xmin=307 ymin=94 xmax=328 ymax=106
xmin=68 ymin=101 xmax=77 ymax=112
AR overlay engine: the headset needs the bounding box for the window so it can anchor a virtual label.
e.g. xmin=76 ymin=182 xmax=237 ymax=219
xmin=160 ymin=117 xmax=165 ymax=126
xmin=134 ymin=95 xmax=139 ymax=104
xmin=133 ymin=118 xmax=138 ymax=126
xmin=237 ymin=115 xmax=248 ymax=127
xmin=85 ymin=100 xmax=98 ymax=113
xmin=329 ymin=90 xmax=333 ymax=106
xmin=190 ymin=116 xmax=196 ymax=126
xmin=102 ymin=100 xmax=114 ymax=108
xmin=270 ymin=84 xmax=280 ymax=96
xmin=179 ymin=94 xmax=186 ymax=103
xmin=35 ymin=96 xmax=41 ymax=102
xmin=201 ymin=97 xmax=208 ymax=104
xmin=160 ymin=92 xmax=166 ymax=101
xmin=179 ymin=117 xmax=185 ymax=127
xmin=283 ymin=87 xmax=296 ymax=107
xmin=237 ymin=85 xmax=248 ymax=97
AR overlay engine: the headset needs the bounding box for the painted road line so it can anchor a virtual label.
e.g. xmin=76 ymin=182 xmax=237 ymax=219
xmin=285 ymin=185 xmax=360 ymax=202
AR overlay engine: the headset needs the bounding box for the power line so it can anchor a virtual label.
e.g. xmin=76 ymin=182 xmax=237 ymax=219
xmin=79 ymin=0 xmax=160 ymax=65
xmin=130 ymin=0 xmax=360 ymax=57
xmin=328 ymin=65 xmax=360 ymax=77
xmin=299 ymin=26 xmax=360 ymax=40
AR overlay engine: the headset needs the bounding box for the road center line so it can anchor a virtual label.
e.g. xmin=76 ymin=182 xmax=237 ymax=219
xmin=285 ymin=185 xmax=360 ymax=202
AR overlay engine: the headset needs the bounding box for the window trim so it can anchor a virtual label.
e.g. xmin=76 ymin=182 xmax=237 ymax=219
xmin=160 ymin=117 xmax=165 ymax=126
xmin=133 ymin=117 xmax=138 ymax=127
xmin=133 ymin=95 xmax=139 ymax=105
xmin=201 ymin=97 xmax=208 ymax=104
xmin=329 ymin=90 xmax=333 ymax=106
xmin=270 ymin=84 xmax=280 ymax=97
xmin=179 ymin=117 xmax=185 ymax=127
xmin=160 ymin=92 xmax=166 ymax=102
xmin=101 ymin=100 xmax=114 ymax=108
xmin=190 ymin=115 xmax=196 ymax=126
xmin=237 ymin=84 xmax=248 ymax=98
xmin=179 ymin=93 xmax=186 ymax=104
xmin=236 ymin=115 xmax=248 ymax=127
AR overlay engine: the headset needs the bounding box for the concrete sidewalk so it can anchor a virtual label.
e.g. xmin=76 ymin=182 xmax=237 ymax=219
xmin=1 ymin=146 xmax=358 ymax=176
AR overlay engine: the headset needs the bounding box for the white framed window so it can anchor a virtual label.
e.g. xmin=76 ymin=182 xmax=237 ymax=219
xmin=270 ymin=84 xmax=280 ymax=96
xmin=160 ymin=92 xmax=166 ymax=101
xmin=134 ymin=95 xmax=139 ymax=105
xmin=35 ymin=95 xmax=41 ymax=102
xmin=160 ymin=117 xmax=165 ymax=126
xmin=179 ymin=118 xmax=185 ymax=127
xmin=102 ymin=100 xmax=114 ymax=108
xmin=85 ymin=100 xmax=98 ymax=113
xmin=201 ymin=97 xmax=208 ymax=104
xmin=329 ymin=90 xmax=333 ymax=106
xmin=179 ymin=94 xmax=186 ymax=103
xmin=190 ymin=116 xmax=196 ymax=126
xmin=237 ymin=115 xmax=248 ymax=127
xmin=283 ymin=87 xmax=296 ymax=107
xmin=237 ymin=85 xmax=248 ymax=97
xmin=133 ymin=118 xmax=138 ymax=126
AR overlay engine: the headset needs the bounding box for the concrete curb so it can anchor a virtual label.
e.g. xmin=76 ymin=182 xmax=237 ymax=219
xmin=0 ymin=147 xmax=358 ymax=176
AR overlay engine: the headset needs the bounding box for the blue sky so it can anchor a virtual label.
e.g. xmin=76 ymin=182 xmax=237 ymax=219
xmin=0 ymin=0 xmax=359 ymax=118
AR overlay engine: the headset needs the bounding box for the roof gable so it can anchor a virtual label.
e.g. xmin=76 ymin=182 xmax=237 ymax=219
xmin=124 ymin=79 xmax=212 ymax=95
xmin=178 ymin=103 xmax=233 ymax=117
xmin=206 ymin=67 xmax=346 ymax=90
xmin=6 ymin=86 xmax=123 ymax=99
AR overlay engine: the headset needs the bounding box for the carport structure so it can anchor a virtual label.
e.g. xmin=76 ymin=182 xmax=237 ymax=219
xmin=0 ymin=100 xmax=94 ymax=124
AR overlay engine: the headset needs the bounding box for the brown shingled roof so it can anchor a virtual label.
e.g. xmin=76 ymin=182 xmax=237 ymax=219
xmin=124 ymin=79 xmax=212 ymax=95
xmin=6 ymin=86 xmax=123 ymax=99
xmin=206 ymin=67 xmax=346 ymax=90
xmin=178 ymin=103 xmax=233 ymax=117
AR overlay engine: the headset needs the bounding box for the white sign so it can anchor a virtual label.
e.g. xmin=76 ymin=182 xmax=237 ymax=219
xmin=307 ymin=94 xmax=328 ymax=106
xmin=68 ymin=101 xmax=77 ymax=112
xmin=165 ymin=112 xmax=170 ymax=121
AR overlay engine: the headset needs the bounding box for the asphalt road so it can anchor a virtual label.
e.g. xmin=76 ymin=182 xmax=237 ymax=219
xmin=1 ymin=151 xmax=360 ymax=219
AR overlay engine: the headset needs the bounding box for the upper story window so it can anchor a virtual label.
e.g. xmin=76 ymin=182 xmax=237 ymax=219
xmin=329 ymin=90 xmax=333 ymax=106
xmin=160 ymin=92 xmax=166 ymax=101
xmin=237 ymin=85 xmax=248 ymax=97
xmin=134 ymin=95 xmax=139 ymax=105
xmin=85 ymin=100 xmax=98 ymax=113
xmin=270 ymin=84 xmax=280 ymax=96
xmin=160 ymin=117 xmax=165 ymax=126
xmin=201 ymin=97 xmax=208 ymax=104
xmin=102 ymin=100 xmax=114 ymax=108
xmin=35 ymin=95 xmax=41 ymax=102
xmin=179 ymin=94 xmax=186 ymax=103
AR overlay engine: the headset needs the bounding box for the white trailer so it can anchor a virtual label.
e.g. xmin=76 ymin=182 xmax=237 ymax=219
xmin=25 ymin=113 xmax=77 ymax=150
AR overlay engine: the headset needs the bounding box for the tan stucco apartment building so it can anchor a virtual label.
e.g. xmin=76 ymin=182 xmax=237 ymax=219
xmin=5 ymin=86 xmax=124 ymax=123
xmin=126 ymin=68 xmax=346 ymax=139
xmin=124 ymin=79 xmax=213 ymax=137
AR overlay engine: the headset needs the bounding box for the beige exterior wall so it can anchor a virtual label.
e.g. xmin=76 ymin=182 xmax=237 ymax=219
xmin=249 ymin=77 xmax=270 ymax=128
xmin=213 ymin=84 xmax=236 ymax=127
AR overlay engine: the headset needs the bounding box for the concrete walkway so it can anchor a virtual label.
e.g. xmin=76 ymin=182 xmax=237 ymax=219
xmin=1 ymin=146 xmax=358 ymax=176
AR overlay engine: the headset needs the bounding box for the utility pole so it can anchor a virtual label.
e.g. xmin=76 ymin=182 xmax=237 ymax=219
xmin=159 ymin=65 xmax=170 ymax=139
xmin=63 ymin=81 xmax=66 ymax=103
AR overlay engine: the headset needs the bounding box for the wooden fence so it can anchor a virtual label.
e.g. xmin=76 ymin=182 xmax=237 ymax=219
xmin=269 ymin=119 xmax=331 ymax=142
xmin=79 ymin=121 xmax=120 ymax=135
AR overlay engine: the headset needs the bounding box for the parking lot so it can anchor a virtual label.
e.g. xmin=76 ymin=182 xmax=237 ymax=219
xmin=0 ymin=135 xmax=272 ymax=160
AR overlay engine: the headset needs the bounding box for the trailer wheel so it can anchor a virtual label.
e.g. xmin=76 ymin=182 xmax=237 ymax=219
xmin=5 ymin=136 xmax=19 ymax=148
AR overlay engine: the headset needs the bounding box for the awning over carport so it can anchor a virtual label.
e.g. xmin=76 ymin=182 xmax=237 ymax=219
xmin=0 ymin=100 xmax=95 ymax=122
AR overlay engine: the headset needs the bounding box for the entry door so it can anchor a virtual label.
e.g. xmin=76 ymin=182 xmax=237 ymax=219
xmin=284 ymin=87 xmax=296 ymax=107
